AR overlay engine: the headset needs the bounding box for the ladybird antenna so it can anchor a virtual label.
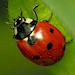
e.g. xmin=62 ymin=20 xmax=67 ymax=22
xmin=47 ymin=12 xmax=53 ymax=22
xmin=33 ymin=5 xmax=39 ymax=21
xmin=20 ymin=8 xmax=23 ymax=18
xmin=6 ymin=21 xmax=14 ymax=30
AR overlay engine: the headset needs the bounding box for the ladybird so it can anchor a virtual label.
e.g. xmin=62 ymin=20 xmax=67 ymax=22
xmin=12 ymin=5 xmax=65 ymax=66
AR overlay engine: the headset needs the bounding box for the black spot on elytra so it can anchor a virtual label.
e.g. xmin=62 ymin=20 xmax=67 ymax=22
xmin=50 ymin=28 xmax=54 ymax=33
xmin=47 ymin=42 xmax=53 ymax=50
xmin=33 ymin=55 xmax=40 ymax=60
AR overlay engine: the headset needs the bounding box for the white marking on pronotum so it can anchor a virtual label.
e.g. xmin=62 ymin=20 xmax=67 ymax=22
xmin=25 ymin=18 xmax=33 ymax=23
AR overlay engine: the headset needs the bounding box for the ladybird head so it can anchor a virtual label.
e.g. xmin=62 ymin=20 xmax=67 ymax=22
xmin=14 ymin=11 xmax=26 ymax=27
xmin=13 ymin=6 xmax=39 ymax=40
xmin=13 ymin=17 xmax=37 ymax=40
xmin=14 ymin=17 xmax=25 ymax=27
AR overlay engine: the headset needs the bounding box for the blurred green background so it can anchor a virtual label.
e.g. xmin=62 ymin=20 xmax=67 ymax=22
xmin=0 ymin=0 xmax=75 ymax=75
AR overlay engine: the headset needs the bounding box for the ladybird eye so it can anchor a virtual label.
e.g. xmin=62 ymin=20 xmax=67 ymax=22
xmin=19 ymin=18 xmax=22 ymax=20
xmin=33 ymin=55 xmax=40 ymax=60
xmin=50 ymin=28 xmax=54 ymax=33
xmin=47 ymin=42 xmax=53 ymax=50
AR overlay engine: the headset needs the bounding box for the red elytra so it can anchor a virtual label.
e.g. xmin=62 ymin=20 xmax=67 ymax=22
xmin=17 ymin=22 xmax=65 ymax=66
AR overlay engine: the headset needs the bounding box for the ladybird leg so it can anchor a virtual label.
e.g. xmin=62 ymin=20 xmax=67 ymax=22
xmin=27 ymin=36 xmax=37 ymax=45
xmin=33 ymin=5 xmax=39 ymax=21
xmin=10 ymin=27 xmax=14 ymax=30
xmin=43 ymin=13 xmax=53 ymax=22
xmin=66 ymin=39 xmax=73 ymax=44
xmin=6 ymin=21 xmax=14 ymax=30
